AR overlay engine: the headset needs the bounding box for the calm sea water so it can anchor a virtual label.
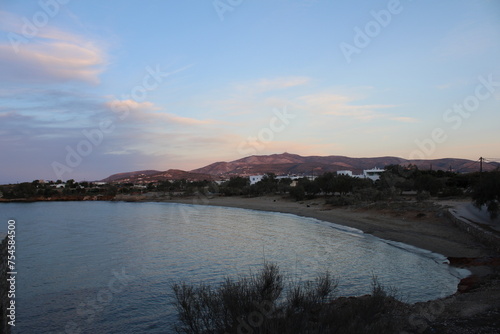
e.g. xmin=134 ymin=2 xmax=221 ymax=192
xmin=0 ymin=201 xmax=466 ymax=333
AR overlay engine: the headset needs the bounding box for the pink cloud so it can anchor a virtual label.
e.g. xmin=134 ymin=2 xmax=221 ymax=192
xmin=104 ymin=99 xmax=217 ymax=126
xmin=0 ymin=11 xmax=106 ymax=84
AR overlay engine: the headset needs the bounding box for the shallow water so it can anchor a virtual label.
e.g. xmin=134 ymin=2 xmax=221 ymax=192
xmin=0 ymin=201 xmax=466 ymax=333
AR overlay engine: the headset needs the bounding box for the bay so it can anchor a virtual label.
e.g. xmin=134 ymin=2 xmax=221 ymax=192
xmin=0 ymin=201 xmax=465 ymax=333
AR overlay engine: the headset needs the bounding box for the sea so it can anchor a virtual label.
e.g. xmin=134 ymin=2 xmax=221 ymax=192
xmin=0 ymin=201 xmax=468 ymax=333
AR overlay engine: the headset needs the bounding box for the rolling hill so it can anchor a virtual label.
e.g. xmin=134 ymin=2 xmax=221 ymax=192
xmin=101 ymin=153 xmax=496 ymax=183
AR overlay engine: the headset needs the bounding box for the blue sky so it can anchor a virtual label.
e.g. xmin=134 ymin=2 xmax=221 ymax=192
xmin=1 ymin=0 xmax=499 ymax=183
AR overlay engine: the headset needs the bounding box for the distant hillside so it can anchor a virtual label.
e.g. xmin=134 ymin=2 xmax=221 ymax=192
xmin=191 ymin=153 xmax=407 ymax=176
xmin=191 ymin=153 xmax=493 ymax=176
xmin=102 ymin=153 xmax=496 ymax=183
xmin=101 ymin=170 xmax=161 ymax=182
xmin=101 ymin=169 xmax=217 ymax=183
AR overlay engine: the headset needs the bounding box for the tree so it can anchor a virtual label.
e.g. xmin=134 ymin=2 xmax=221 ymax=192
xmin=352 ymin=177 xmax=373 ymax=190
xmin=378 ymin=171 xmax=405 ymax=194
xmin=315 ymin=172 xmax=335 ymax=195
xmin=259 ymin=173 xmax=279 ymax=193
xmin=289 ymin=185 xmax=306 ymax=201
xmin=251 ymin=174 xmax=279 ymax=195
xmin=157 ymin=181 xmax=170 ymax=193
xmin=472 ymin=171 xmax=500 ymax=219
xmin=226 ymin=176 xmax=249 ymax=189
xmin=414 ymin=174 xmax=444 ymax=196
xmin=295 ymin=178 xmax=319 ymax=198
xmin=104 ymin=184 xmax=118 ymax=196
xmin=220 ymin=176 xmax=250 ymax=196
xmin=384 ymin=164 xmax=418 ymax=179
xmin=5 ymin=183 xmax=37 ymax=198
xmin=277 ymin=177 xmax=292 ymax=194
xmin=332 ymin=175 xmax=354 ymax=196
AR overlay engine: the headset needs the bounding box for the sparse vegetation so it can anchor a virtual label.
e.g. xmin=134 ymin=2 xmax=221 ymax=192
xmin=472 ymin=170 xmax=500 ymax=219
xmin=0 ymin=180 xmax=119 ymax=200
xmin=172 ymin=263 xmax=406 ymax=334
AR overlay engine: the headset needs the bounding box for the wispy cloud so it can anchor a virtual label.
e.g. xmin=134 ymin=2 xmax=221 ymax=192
xmin=203 ymin=77 xmax=311 ymax=118
xmin=104 ymin=99 xmax=218 ymax=126
xmin=0 ymin=11 xmax=106 ymax=84
xmin=104 ymin=99 xmax=158 ymax=113
xmin=233 ymin=76 xmax=311 ymax=94
xmin=297 ymin=92 xmax=411 ymax=122
xmin=298 ymin=93 xmax=351 ymax=106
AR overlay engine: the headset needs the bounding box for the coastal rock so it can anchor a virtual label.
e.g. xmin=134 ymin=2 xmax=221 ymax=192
xmin=457 ymin=275 xmax=479 ymax=293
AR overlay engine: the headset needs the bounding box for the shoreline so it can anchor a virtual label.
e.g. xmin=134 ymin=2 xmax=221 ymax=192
xmin=154 ymin=195 xmax=493 ymax=260
xmin=7 ymin=194 xmax=492 ymax=259
xmin=150 ymin=195 xmax=500 ymax=331
xmin=3 ymin=194 xmax=496 ymax=260
xmin=3 ymin=194 xmax=500 ymax=331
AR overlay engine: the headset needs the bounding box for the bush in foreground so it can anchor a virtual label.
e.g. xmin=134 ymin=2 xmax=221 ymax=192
xmin=172 ymin=263 xmax=405 ymax=333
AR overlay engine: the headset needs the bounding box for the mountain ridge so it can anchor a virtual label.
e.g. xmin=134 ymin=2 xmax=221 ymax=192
xmin=101 ymin=153 xmax=496 ymax=183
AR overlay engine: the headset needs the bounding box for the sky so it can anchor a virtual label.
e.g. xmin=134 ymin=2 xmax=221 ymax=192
xmin=0 ymin=0 xmax=499 ymax=183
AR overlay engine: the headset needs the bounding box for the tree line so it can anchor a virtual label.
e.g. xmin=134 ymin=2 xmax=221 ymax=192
xmin=2 ymin=165 xmax=498 ymax=218
xmin=216 ymin=165 xmax=499 ymax=218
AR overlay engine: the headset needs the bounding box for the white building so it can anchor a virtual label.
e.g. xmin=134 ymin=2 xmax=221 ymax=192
xmin=337 ymin=167 xmax=385 ymax=181
xmin=337 ymin=170 xmax=353 ymax=177
xmin=249 ymin=175 xmax=265 ymax=185
xmin=363 ymin=167 xmax=385 ymax=181
xmin=249 ymin=174 xmax=315 ymax=185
